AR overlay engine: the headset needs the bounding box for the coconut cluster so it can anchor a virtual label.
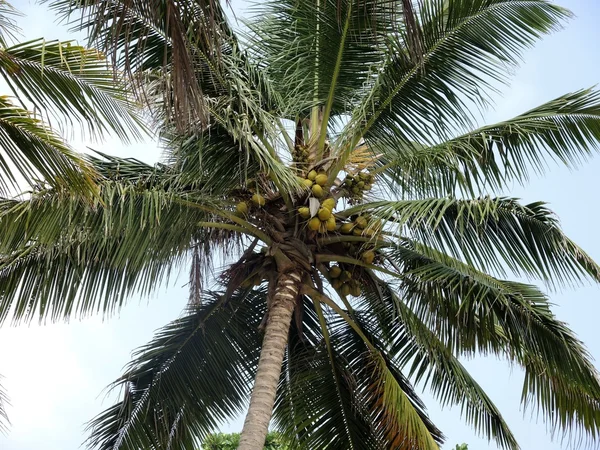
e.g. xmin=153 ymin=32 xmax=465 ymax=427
xmin=343 ymin=171 xmax=374 ymax=201
xmin=292 ymin=144 xmax=310 ymax=166
xmin=299 ymin=197 xmax=336 ymax=233
xmin=235 ymin=192 xmax=266 ymax=216
xmin=328 ymin=265 xmax=362 ymax=297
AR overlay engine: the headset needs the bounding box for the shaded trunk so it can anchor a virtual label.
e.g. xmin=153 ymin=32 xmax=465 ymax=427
xmin=238 ymin=271 xmax=302 ymax=450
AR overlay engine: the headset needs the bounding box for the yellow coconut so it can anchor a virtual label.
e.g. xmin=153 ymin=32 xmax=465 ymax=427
xmin=298 ymin=207 xmax=311 ymax=219
xmin=341 ymin=284 xmax=351 ymax=297
xmin=251 ymin=193 xmax=266 ymax=207
xmin=236 ymin=202 xmax=248 ymax=215
xmin=362 ymin=250 xmax=375 ymax=265
xmin=340 ymin=223 xmax=354 ymax=234
xmin=326 ymin=216 xmax=336 ymax=231
xmin=312 ymin=184 xmax=324 ymax=198
xmin=318 ymin=208 xmax=332 ymax=221
xmin=315 ymin=173 xmax=328 ymax=186
xmin=302 ymin=178 xmax=314 ymax=188
xmin=322 ymin=198 xmax=336 ymax=211
xmin=308 ymin=217 xmax=321 ymax=231
xmin=307 ymin=170 xmax=318 ymax=181
xmin=329 ymin=266 xmax=342 ymax=279
xmin=355 ymin=216 xmax=368 ymax=229
xmin=353 ymin=227 xmax=364 ymax=236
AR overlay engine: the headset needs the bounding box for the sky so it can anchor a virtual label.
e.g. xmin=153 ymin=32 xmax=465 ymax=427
xmin=1 ymin=0 xmax=600 ymax=449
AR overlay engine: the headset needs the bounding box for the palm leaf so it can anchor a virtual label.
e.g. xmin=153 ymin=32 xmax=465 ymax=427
xmin=378 ymin=89 xmax=600 ymax=196
xmin=0 ymin=0 xmax=20 ymax=47
xmin=358 ymin=271 xmax=518 ymax=449
xmin=382 ymin=240 xmax=600 ymax=443
xmin=0 ymin=38 xmax=143 ymax=142
xmin=0 ymin=375 xmax=9 ymax=435
xmin=274 ymin=296 xmax=382 ymax=449
xmin=0 ymin=95 xmax=95 ymax=193
xmin=86 ymin=288 xmax=264 ymax=450
xmin=343 ymin=197 xmax=600 ymax=285
xmin=246 ymin=0 xmax=392 ymax=117
xmin=47 ymin=0 xmax=234 ymax=129
xmin=0 ymin=159 xmax=239 ymax=324
xmin=337 ymin=0 xmax=570 ymax=168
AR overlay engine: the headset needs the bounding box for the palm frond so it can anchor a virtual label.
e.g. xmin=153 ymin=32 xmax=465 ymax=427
xmin=382 ymin=241 xmax=600 ymax=444
xmin=358 ymin=271 xmax=518 ymax=449
xmin=274 ymin=296 xmax=382 ymax=449
xmin=86 ymin=288 xmax=264 ymax=450
xmin=0 ymin=38 xmax=143 ymax=142
xmin=0 ymin=95 xmax=95 ymax=193
xmin=344 ymin=197 xmax=600 ymax=286
xmin=337 ymin=0 xmax=570 ymax=167
xmin=378 ymin=89 xmax=600 ymax=196
xmin=246 ymin=0 xmax=393 ymax=117
xmin=0 ymin=375 xmax=9 ymax=435
xmin=329 ymin=309 xmax=445 ymax=449
xmin=0 ymin=0 xmax=20 ymax=47
xmin=47 ymin=0 xmax=234 ymax=129
xmin=0 ymin=159 xmax=239 ymax=324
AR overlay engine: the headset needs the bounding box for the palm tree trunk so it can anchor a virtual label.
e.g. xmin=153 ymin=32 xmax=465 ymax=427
xmin=238 ymin=271 xmax=302 ymax=450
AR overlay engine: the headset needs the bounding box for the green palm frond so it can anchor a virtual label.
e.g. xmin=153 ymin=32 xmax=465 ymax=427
xmin=47 ymin=0 xmax=234 ymax=128
xmin=0 ymin=159 xmax=241 ymax=324
xmin=0 ymin=38 xmax=142 ymax=141
xmin=274 ymin=297 xmax=383 ymax=449
xmin=247 ymin=0 xmax=391 ymax=116
xmin=382 ymin=241 xmax=600 ymax=443
xmin=358 ymin=272 xmax=518 ymax=449
xmin=0 ymin=0 xmax=20 ymax=47
xmin=0 ymin=95 xmax=94 ymax=193
xmin=86 ymin=288 xmax=264 ymax=450
xmin=344 ymin=197 xmax=600 ymax=285
xmin=337 ymin=0 xmax=569 ymax=168
xmin=329 ymin=311 xmax=445 ymax=449
xmin=378 ymin=89 xmax=600 ymax=196
xmin=0 ymin=375 xmax=8 ymax=435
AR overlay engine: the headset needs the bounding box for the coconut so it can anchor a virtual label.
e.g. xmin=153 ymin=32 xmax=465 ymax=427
xmin=251 ymin=193 xmax=266 ymax=207
xmin=326 ymin=216 xmax=336 ymax=231
xmin=308 ymin=217 xmax=321 ymax=231
xmin=350 ymin=284 xmax=361 ymax=297
xmin=329 ymin=265 xmax=342 ymax=279
xmin=357 ymin=181 xmax=365 ymax=189
xmin=355 ymin=216 xmax=368 ymax=229
xmin=353 ymin=227 xmax=364 ymax=236
xmin=236 ymin=202 xmax=248 ymax=215
xmin=340 ymin=223 xmax=354 ymax=234
xmin=340 ymin=270 xmax=352 ymax=282
xmin=302 ymin=178 xmax=314 ymax=188
xmin=307 ymin=170 xmax=318 ymax=181
xmin=341 ymin=284 xmax=351 ymax=296
xmin=322 ymin=198 xmax=336 ymax=211
xmin=312 ymin=184 xmax=324 ymax=198
xmin=331 ymin=279 xmax=343 ymax=290
xmin=298 ymin=207 xmax=311 ymax=219
xmin=315 ymin=173 xmax=328 ymax=186
xmin=318 ymin=208 xmax=331 ymax=221
xmin=362 ymin=250 xmax=375 ymax=265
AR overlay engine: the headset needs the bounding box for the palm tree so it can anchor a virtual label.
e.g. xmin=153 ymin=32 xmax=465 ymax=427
xmin=4 ymin=0 xmax=600 ymax=449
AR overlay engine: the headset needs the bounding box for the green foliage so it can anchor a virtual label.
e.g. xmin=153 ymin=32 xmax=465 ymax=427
xmin=454 ymin=445 xmax=468 ymax=450
xmin=202 ymin=432 xmax=288 ymax=449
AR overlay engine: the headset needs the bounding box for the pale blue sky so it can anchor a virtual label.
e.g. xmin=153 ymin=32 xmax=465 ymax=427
xmin=1 ymin=1 xmax=600 ymax=449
